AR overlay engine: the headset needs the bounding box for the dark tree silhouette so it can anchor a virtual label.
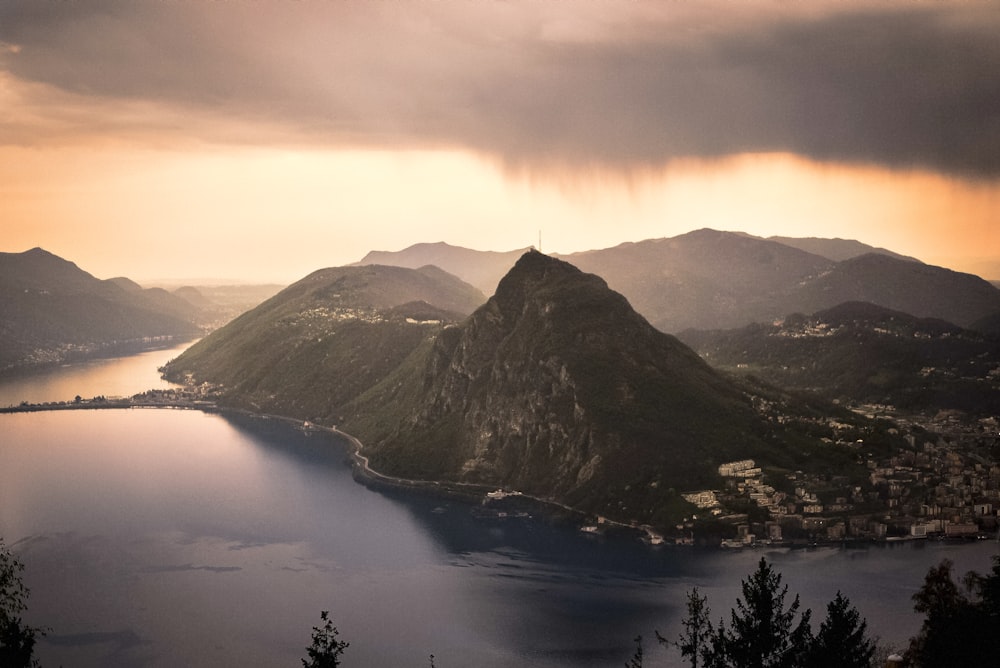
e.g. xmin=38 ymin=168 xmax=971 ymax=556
xmin=669 ymin=558 xmax=880 ymax=668
xmin=719 ymin=557 xmax=812 ymax=668
xmin=659 ymin=587 xmax=712 ymax=668
xmin=805 ymin=591 xmax=875 ymax=668
xmin=0 ymin=539 xmax=43 ymax=668
xmin=302 ymin=610 xmax=349 ymax=668
xmin=906 ymin=557 xmax=1000 ymax=667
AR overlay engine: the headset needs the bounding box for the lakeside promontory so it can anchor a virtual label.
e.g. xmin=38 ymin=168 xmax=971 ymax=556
xmin=163 ymin=251 xmax=957 ymax=540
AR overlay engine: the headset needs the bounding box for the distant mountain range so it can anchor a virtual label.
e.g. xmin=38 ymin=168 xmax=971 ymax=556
xmin=356 ymin=243 xmax=529 ymax=296
xmin=765 ymin=235 xmax=920 ymax=263
xmin=360 ymin=230 xmax=1000 ymax=331
xmin=164 ymin=251 xmax=898 ymax=528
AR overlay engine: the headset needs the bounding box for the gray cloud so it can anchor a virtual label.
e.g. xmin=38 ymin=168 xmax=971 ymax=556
xmin=1 ymin=1 xmax=997 ymax=176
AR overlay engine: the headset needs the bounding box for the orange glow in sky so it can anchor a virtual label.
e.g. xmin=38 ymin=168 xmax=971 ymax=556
xmin=3 ymin=145 xmax=997 ymax=283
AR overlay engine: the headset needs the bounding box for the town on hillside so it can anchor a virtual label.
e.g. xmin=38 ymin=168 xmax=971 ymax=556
xmin=684 ymin=406 xmax=1000 ymax=547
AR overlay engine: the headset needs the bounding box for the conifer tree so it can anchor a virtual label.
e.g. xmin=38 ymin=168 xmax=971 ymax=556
xmin=675 ymin=558 xmax=814 ymax=668
xmin=720 ymin=557 xmax=812 ymax=668
xmin=660 ymin=588 xmax=712 ymax=668
xmin=805 ymin=591 xmax=874 ymax=668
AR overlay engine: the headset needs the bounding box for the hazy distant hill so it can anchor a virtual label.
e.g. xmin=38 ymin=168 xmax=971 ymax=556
xmin=0 ymin=248 xmax=202 ymax=374
xmin=785 ymin=254 xmax=1000 ymax=328
xmin=162 ymin=264 xmax=485 ymax=419
xmin=365 ymin=230 xmax=1000 ymax=332
xmin=171 ymin=283 xmax=286 ymax=329
xmin=971 ymin=310 xmax=1000 ymax=335
xmin=565 ymin=230 xmax=1000 ymax=331
xmin=767 ymin=236 xmax=921 ymax=263
xmin=356 ymin=242 xmax=530 ymax=295
xmin=679 ymin=301 xmax=1000 ymax=416
xmin=561 ymin=229 xmax=833 ymax=331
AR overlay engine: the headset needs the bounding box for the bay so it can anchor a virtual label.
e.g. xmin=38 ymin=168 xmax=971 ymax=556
xmin=1 ymin=350 xmax=998 ymax=667
xmin=0 ymin=339 xmax=193 ymax=407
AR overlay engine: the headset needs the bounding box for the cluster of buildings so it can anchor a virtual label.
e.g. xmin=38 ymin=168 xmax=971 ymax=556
xmin=681 ymin=408 xmax=1000 ymax=546
xmin=297 ymin=306 xmax=386 ymax=326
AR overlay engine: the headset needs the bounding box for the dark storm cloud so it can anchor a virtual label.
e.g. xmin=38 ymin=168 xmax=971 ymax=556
xmin=1 ymin=1 xmax=997 ymax=176
xmin=457 ymin=6 xmax=1000 ymax=176
xmin=714 ymin=10 xmax=1000 ymax=176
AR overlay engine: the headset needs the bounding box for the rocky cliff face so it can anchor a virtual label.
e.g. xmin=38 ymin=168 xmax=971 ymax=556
xmin=358 ymin=251 xmax=766 ymax=523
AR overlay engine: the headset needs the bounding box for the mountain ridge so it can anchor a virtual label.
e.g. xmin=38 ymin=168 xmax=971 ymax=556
xmin=357 ymin=242 xmax=529 ymax=296
xmin=357 ymin=230 xmax=1000 ymax=331
xmin=0 ymin=247 xmax=204 ymax=374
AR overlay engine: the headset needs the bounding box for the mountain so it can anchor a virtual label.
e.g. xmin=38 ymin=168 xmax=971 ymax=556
xmin=161 ymin=264 xmax=485 ymax=419
xmin=767 ymin=236 xmax=921 ymax=263
xmin=341 ymin=251 xmax=887 ymax=527
xmin=165 ymin=251 xmax=898 ymax=528
xmin=172 ymin=285 xmax=214 ymax=310
xmin=0 ymin=248 xmax=203 ymax=374
xmin=363 ymin=231 xmax=1000 ymax=332
xmin=678 ymin=301 xmax=1000 ymax=417
xmin=356 ymin=242 xmax=529 ymax=295
xmin=560 ymin=229 xmax=834 ymax=331
xmin=785 ymin=254 xmax=1000 ymax=328
xmin=563 ymin=231 xmax=1000 ymax=331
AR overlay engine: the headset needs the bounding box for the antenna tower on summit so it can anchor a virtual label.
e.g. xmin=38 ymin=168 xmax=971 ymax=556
xmin=538 ymin=229 xmax=542 ymax=253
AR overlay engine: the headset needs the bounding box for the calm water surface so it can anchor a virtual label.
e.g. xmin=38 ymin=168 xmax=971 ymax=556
xmin=1 ymin=352 xmax=998 ymax=667
xmin=0 ymin=340 xmax=192 ymax=407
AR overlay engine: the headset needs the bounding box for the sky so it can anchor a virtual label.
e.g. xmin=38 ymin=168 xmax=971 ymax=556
xmin=2 ymin=0 xmax=998 ymax=284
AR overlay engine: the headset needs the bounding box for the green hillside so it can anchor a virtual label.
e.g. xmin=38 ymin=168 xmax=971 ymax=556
xmin=162 ymin=264 xmax=485 ymax=421
xmin=679 ymin=301 xmax=1000 ymax=416
xmin=0 ymin=248 xmax=201 ymax=373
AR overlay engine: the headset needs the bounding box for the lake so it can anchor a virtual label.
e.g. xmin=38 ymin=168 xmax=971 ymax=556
xmin=1 ymin=350 xmax=998 ymax=667
xmin=0 ymin=340 xmax=191 ymax=407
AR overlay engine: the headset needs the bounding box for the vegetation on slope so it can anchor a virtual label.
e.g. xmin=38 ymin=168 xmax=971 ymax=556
xmin=679 ymin=301 xmax=1000 ymax=417
xmin=162 ymin=265 xmax=485 ymax=423
xmin=349 ymin=252 xmax=896 ymax=527
xmin=0 ymin=248 xmax=202 ymax=373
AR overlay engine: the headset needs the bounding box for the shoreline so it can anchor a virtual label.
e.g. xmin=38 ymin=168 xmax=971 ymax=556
xmin=0 ymin=397 xmax=638 ymax=537
xmin=0 ymin=336 xmax=199 ymax=380
xmin=7 ymin=398 xmax=996 ymax=550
